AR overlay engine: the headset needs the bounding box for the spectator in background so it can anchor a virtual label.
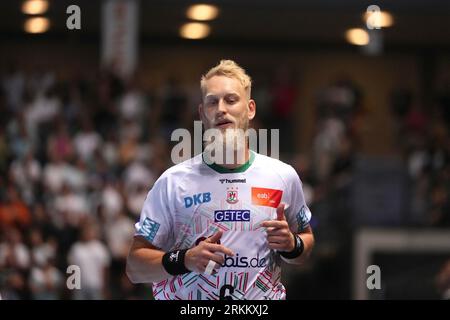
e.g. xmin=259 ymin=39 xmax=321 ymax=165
xmin=0 ymin=127 xmax=9 ymax=174
xmin=104 ymin=210 xmax=135 ymax=298
xmin=53 ymin=184 xmax=89 ymax=228
xmin=312 ymin=116 xmax=346 ymax=182
xmin=0 ymin=271 xmax=27 ymax=300
xmin=92 ymin=70 xmax=122 ymax=138
xmin=251 ymin=73 xmax=272 ymax=126
xmin=125 ymin=184 xmax=150 ymax=218
xmin=7 ymin=114 xmax=33 ymax=161
xmin=158 ymin=77 xmax=188 ymax=138
xmin=47 ymin=120 xmax=75 ymax=162
xmin=436 ymin=259 xmax=450 ymax=300
xmin=2 ymin=63 xmax=25 ymax=114
xmin=67 ymin=222 xmax=111 ymax=300
xmin=123 ymin=160 xmax=155 ymax=194
xmin=119 ymin=78 xmax=146 ymax=122
xmin=0 ymin=228 xmax=30 ymax=272
xmin=73 ymin=118 xmax=102 ymax=163
xmin=28 ymin=258 xmax=63 ymax=300
xmin=105 ymin=211 xmax=134 ymax=260
xmin=24 ymin=86 xmax=61 ymax=147
xmin=100 ymin=180 xmax=124 ymax=223
xmin=43 ymin=151 xmax=69 ymax=194
xmin=270 ymin=66 xmax=298 ymax=152
xmin=0 ymin=185 xmax=31 ymax=231
xmin=1 ymin=63 xmax=26 ymax=114
xmin=29 ymin=229 xmax=57 ymax=268
xmin=9 ymin=150 xmax=41 ymax=204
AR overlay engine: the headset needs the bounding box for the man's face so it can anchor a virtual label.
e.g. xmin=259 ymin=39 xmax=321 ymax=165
xmin=199 ymin=75 xmax=255 ymax=131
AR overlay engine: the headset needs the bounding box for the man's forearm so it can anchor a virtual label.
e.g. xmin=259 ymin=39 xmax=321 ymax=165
xmin=126 ymin=248 xmax=171 ymax=284
xmin=282 ymin=231 xmax=314 ymax=265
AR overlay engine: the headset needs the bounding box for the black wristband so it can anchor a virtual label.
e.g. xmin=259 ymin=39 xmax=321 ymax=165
xmin=162 ymin=249 xmax=191 ymax=276
xmin=279 ymin=233 xmax=304 ymax=259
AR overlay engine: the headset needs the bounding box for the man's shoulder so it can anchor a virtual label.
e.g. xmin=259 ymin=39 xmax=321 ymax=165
xmin=158 ymin=153 xmax=205 ymax=180
xmin=254 ymin=152 xmax=297 ymax=177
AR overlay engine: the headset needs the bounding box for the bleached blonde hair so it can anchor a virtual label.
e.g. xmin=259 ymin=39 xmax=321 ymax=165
xmin=200 ymin=59 xmax=252 ymax=99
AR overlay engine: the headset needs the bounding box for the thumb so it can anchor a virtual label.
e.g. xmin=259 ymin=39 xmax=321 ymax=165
xmin=276 ymin=203 xmax=286 ymax=221
xmin=207 ymin=230 xmax=223 ymax=243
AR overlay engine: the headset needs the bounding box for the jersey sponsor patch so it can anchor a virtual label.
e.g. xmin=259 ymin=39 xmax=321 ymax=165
xmin=251 ymin=187 xmax=283 ymax=208
xmin=184 ymin=192 xmax=211 ymax=208
xmin=296 ymin=205 xmax=310 ymax=231
xmin=137 ymin=217 xmax=160 ymax=242
xmin=222 ymin=253 xmax=267 ymax=268
xmin=214 ymin=210 xmax=250 ymax=222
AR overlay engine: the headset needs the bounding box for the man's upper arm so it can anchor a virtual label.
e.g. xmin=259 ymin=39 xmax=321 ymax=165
xmin=298 ymin=225 xmax=313 ymax=237
xmin=134 ymin=174 xmax=175 ymax=251
xmin=130 ymin=235 xmax=162 ymax=252
xmin=284 ymin=166 xmax=312 ymax=233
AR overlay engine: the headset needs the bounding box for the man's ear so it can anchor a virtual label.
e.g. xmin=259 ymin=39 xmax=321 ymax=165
xmin=248 ymin=99 xmax=256 ymax=120
xmin=198 ymin=103 xmax=205 ymax=122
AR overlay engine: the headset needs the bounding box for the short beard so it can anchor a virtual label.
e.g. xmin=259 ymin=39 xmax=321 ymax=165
xmin=204 ymin=127 xmax=248 ymax=165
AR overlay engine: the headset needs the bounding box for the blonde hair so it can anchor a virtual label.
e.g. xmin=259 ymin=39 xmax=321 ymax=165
xmin=201 ymin=59 xmax=252 ymax=99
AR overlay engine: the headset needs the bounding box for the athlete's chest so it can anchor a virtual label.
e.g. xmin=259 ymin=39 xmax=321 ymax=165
xmin=176 ymin=171 xmax=286 ymax=218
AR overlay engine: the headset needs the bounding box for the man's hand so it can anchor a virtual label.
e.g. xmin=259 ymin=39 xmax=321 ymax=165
xmin=184 ymin=230 xmax=234 ymax=274
xmin=260 ymin=203 xmax=295 ymax=252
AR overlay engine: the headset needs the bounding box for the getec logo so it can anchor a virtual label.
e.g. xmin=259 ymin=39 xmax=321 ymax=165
xmin=214 ymin=210 xmax=250 ymax=222
xmin=222 ymin=253 xmax=267 ymax=268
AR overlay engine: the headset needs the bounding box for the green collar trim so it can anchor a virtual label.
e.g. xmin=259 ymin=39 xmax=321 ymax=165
xmin=203 ymin=150 xmax=255 ymax=174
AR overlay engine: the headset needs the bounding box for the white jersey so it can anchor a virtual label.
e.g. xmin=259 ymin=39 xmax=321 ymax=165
xmin=135 ymin=151 xmax=312 ymax=300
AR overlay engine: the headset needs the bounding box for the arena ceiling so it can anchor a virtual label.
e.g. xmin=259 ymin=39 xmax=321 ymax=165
xmin=1 ymin=0 xmax=449 ymax=49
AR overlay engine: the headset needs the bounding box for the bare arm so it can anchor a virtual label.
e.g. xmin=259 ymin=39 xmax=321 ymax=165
xmin=261 ymin=204 xmax=315 ymax=265
xmin=126 ymin=236 xmax=171 ymax=284
xmin=126 ymin=232 xmax=234 ymax=284
xmin=282 ymin=225 xmax=314 ymax=265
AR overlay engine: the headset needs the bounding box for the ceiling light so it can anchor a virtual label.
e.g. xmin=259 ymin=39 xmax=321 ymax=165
xmin=186 ymin=4 xmax=219 ymax=21
xmin=24 ymin=17 xmax=50 ymax=33
xmin=22 ymin=0 xmax=49 ymax=15
xmin=364 ymin=10 xmax=394 ymax=29
xmin=180 ymin=22 xmax=210 ymax=39
xmin=345 ymin=28 xmax=369 ymax=46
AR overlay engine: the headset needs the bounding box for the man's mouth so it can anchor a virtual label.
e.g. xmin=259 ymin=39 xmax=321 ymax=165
xmin=215 ymin=119 xmax=234 ymax=129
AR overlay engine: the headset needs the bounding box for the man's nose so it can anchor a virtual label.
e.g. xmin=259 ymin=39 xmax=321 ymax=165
xmin=217 ymin=99 xmax=227 ymax=114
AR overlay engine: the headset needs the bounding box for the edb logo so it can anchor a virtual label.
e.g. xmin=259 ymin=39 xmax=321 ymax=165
xmin=251 ymin=187 xmax=283 ymax=208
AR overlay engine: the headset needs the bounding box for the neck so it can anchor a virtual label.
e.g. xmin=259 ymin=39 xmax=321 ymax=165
xmin=220 ymin=146 xmax=250 ymax=169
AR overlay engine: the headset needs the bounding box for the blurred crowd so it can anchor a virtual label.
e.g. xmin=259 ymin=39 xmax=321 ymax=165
xmin=0 ymin=63 xmax=449 ymax=299
xmin=0 ymin=65 xmax=171 ymax=299
xmin=390 ymin=85 xmax=450 ymax=227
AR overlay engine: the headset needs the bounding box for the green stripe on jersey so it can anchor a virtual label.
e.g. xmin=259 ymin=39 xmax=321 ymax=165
xmin=203 ymin=150 xmax=255 ymax=174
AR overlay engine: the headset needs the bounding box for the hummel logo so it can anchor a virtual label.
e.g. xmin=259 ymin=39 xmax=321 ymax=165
xmin=169 ymin=251 xmax=179 ymax=262
xmin=219 ymin=178 xmax=246 ymax=184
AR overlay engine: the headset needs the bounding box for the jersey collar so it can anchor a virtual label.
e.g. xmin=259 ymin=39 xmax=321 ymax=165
xmin=203 ymin=150 xmax=256 ymax=174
